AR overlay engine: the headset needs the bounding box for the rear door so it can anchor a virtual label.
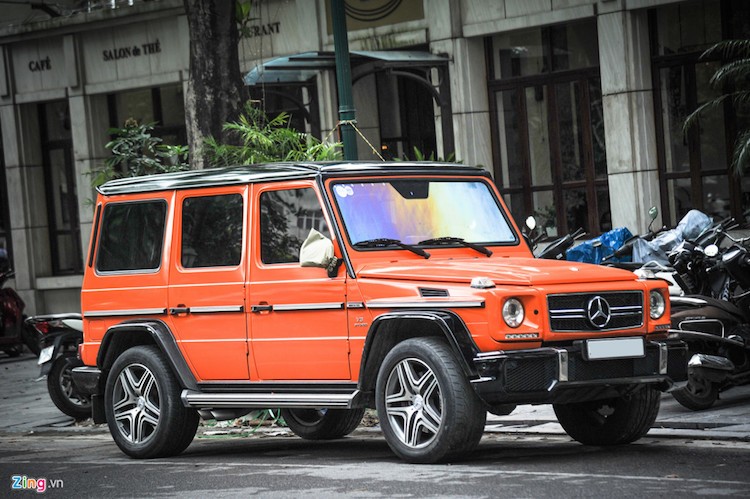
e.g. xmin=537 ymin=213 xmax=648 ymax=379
xmin=167 ymin=186 xmax=249 ymax=381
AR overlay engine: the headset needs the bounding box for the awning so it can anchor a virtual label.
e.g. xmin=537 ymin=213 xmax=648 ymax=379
xmin=244 ymin=50 xmax=449 ymax=85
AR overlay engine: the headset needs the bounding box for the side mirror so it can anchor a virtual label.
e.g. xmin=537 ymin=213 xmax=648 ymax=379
xmin=648 ymin=206 xmax=659 ymax=221
xmin=300 ymin=229 xmax=334 ymax=268
xmin=525 ymin=216 xmax=537 ymax=231
xmin=299 ymin=229 xmax=342 ymax=277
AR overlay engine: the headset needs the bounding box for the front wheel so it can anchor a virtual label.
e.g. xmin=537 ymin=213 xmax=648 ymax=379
xmin=671 ymin=377 xmax=719 ymax=411
xmin=105 ymin=345 xmax=199 ymax=459
xmin=553 ymin=387 xmax=660 ymax=446
xmin=376 ymin=337 xmax=486 ymax=464
xmin=47 ymin=353 xmax=92 ymax=419
xmin=281 ymin=408 xmax=365 ymax=440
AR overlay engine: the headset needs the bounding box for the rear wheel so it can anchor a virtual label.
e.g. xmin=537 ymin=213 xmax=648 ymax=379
xmin=671 ymin=377 xmax=719 ymax=411
xmin=376 ymin=337 xmax=486 ymax=463
xmin=105 ymin=345 xmax=199 ymax=458
xmin=553 ymin=387 xmax=660 ymax=446
xmin=281 ymin=408 xmax=364 ymax=440
xmin=47 ymin=353 xmax=91 ymax=419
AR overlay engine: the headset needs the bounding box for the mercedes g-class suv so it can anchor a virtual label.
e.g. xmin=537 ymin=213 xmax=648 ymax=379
xmin=73 ymin=162 xmax=686 ymax=463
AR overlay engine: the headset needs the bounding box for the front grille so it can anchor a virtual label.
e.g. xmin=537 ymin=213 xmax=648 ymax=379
xmin=548 ymin=291 xmax=643 ymax=332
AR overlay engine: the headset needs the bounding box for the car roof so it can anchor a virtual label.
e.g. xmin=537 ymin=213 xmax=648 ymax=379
xmin=96 ymin=161 xmax=489 ymax=196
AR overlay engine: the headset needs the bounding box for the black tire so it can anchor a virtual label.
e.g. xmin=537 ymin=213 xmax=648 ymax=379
xmin=105 ymin=345 xmax=199 ymax=459
xmin=4 ymin=346 xmax=21 ymax=357
xmin=375 ymin=337 xmax=486 ymax=464
xmin=21 ymin=323 xmax=42 ymax=356
xmin=47 ymin=354 xmax=92 ymax=420
xmin=281 ymin=408 xmax=365 ymax=440
xmin=553 ymin=387 xmax=660 ymax=446
xmin=671 ymin=377 xmax=719 ymax=411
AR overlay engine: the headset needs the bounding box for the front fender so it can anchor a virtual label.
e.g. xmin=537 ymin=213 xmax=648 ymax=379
xmin=357 ymin=310 xmax=480 ymax=394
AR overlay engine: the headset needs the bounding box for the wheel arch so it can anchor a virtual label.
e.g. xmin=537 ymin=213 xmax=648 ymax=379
xmin=97 ymin=319 xmax=198 ymax=393
xmin=357 ymin=310 xmax=479 ymax=395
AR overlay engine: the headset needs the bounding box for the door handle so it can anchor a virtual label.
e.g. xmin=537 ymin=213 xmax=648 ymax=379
xmin=251 ymin=304 xmax=273 ymax=313
xmin=169 ymin=306 xmax=190 ymax=315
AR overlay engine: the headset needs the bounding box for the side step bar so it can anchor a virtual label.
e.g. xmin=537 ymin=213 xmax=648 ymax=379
xmin=181 ymin=389 xmax=360 ymax=409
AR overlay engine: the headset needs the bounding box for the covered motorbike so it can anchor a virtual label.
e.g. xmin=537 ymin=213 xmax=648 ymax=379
xmin=0 ymin=253 xmax=41 ymax=357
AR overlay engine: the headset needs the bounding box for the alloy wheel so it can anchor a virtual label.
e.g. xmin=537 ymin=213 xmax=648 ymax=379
xmin=384 ymin=357 xmax=443 ymax=449
xmin=112 ymin=363 xmax=160 ymax=444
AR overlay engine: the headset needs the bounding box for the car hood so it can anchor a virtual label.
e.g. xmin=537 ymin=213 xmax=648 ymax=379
xmin=357 ymin=257 xmax=636 ymax=286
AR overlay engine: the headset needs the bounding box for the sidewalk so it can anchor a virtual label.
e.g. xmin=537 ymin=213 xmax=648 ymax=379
xmin=2 ymin=352 xmax=749 ymax=440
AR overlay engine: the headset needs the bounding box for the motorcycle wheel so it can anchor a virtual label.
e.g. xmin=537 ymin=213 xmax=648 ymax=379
xmin=671 ymin=377 xmax=719 ymax=411
xmin=47 ymin=353 xmax=92 ymax=419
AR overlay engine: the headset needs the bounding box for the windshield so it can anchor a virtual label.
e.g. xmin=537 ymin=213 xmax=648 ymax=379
xmin=331 ymin=179 xmax=517 ymax=246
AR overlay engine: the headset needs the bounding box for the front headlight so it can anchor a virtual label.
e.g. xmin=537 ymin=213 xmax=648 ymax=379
xmin=649 ymin=290 xmax=666 ymax=319
xmin=502 ymin=297 xmax=524 ymax=328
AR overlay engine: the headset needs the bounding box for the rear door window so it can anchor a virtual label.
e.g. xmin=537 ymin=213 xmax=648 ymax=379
xmin=181 ymin=194 xmax=243 ymax=268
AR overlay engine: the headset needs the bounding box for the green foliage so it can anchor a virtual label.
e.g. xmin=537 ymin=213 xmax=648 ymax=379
xmin=90 ymin=119 xmax=189 ymax=188
xmin=236 ymin=0 xmax=258 ymax=40
xmin=684 ymin=39 xmax=750 ymax=175
xmin=202 ymin=102 xmax=342 ymax=166
xmin=394 ymin=146 xmax=458 ymax=163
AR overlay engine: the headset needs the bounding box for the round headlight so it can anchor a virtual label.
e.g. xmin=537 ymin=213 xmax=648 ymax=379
xmin=502 ymin=298 xmax=525 ymax=328
xmin=649 ymin=290 xmax=666 ymax=320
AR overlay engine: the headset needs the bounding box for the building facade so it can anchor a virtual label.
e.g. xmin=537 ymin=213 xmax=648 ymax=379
xmin=0 ymin=0 xmax=748 ymax=314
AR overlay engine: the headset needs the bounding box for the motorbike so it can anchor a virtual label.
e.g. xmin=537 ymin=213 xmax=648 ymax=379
xmin=1 ymin=254 xmax=41 ymax=357
xmin=25 ymin=313 xmax=91 ymax=419
xmin=523 ymin=216 xmax=586 ymax=260
xmin=669 ymin=232 xmax=750 ymax=410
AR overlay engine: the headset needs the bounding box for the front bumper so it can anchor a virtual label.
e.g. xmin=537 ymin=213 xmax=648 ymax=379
xmin=471 ymin=338 xmax=687 ymax=405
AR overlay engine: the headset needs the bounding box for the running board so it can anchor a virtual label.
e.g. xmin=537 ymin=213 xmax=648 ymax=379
xmin=181 ymin=389 xmax=360 ymax=409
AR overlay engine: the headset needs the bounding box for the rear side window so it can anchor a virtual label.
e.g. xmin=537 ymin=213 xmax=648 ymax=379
xmin=181 ymin=194 xmax=243 ymax=268
xmin=97 ymin=201 xmax=167 ymax=272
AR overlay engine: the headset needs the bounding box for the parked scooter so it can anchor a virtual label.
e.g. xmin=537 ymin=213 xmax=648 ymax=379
xmin=25 ymin=314 xmax=91 ymax=419
xmin=0 ymin=253 xmax=41 ymax=357
xmin=523 ymin=216 xmax=586 ymax=260
xmin=669 ymin=233 xmax=750 ymax=410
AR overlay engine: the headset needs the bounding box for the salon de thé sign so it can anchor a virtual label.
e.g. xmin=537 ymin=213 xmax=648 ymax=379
xmin=103 ymin=39 xmax=162 ymax=62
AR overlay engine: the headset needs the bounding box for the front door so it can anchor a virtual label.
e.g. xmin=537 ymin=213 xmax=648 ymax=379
xmin=167 ymin=186 xmax=249 ymax=381
xmin=248 ymin=182 xmax=349 ymax=381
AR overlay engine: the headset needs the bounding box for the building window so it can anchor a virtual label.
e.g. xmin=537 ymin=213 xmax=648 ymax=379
xmin=107 ymin=84 xmax=186 ymax=145
xmin=39 ymin=101 xmax=82 ymax=275
xmin=487 ymin=20 xmax=609 ymax=236
xmin=0 ymin=129 xmax=12 ymax=269
xmin=249 ymin=83 xmax=321 ymax=137
xmin=651 ymin=0 xmax=750 ymax=226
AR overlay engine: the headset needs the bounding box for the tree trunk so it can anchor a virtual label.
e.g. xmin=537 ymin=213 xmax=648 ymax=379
xmin=184 ymin=0 xmax=244 ymax=169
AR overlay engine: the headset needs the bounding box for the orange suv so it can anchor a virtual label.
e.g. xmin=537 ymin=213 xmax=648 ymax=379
xmin=72 ymin=162 xmax=686 ymax=463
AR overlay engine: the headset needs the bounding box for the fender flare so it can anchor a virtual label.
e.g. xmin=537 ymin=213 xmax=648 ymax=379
xmin=97 ymin=319 xmax=198 ymax=391
xmin=357 ymin=310 xmax=480 ymax=394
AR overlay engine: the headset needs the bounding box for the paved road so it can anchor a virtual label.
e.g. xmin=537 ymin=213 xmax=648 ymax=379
xmin=2 ymin=352 xmax=750 ymax=497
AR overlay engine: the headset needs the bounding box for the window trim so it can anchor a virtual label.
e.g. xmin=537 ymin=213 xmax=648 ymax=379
xmin=94 ymin=199 xmax=168 ymax=275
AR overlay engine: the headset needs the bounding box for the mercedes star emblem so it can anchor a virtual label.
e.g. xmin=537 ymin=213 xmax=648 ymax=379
xmin=586 ymin=296 xmax=611 ymax=328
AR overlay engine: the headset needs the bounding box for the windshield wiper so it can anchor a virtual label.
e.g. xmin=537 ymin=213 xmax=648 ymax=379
xmin=353 ymin=238 xmax=430 ymax=259
xmin=417 ymin=237 xmax=492 ymax=257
